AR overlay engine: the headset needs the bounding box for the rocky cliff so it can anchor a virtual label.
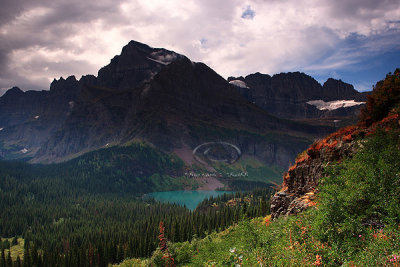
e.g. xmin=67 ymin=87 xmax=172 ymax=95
xmin=228 ymin=72 xmax=368 ymax=120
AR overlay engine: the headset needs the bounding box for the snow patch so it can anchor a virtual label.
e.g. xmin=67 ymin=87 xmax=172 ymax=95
xmin=146 ymin=57 xmax=168 ymax=65
xmin=21 ymin=148 xmax=28 ymax=154
xmin=147 ymin=50 xmax=179 ymax=65
xmin=229 ymin=80 xmax=249 ymax=88
xmin=307 ymin=100 xmax=365 ymax=111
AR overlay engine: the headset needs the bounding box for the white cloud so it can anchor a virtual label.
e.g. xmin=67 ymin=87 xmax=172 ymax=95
xmin=0 ymin=0 xmax=399 ymax=92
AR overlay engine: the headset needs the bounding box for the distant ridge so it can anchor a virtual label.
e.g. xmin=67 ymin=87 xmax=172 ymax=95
xmin=0 ymin=40 xmax=341 ymax=175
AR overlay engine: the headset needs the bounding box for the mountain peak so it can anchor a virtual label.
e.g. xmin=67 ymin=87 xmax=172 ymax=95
xmin=122 ymin=40 xmax=154 ymax=54
xmin=97 ymin=40 xmax=184 ymax=90
xmin=322 ymin=78 xmax=359 ymax=101
xmin=3 ymin=86 xmax=24 ymax=98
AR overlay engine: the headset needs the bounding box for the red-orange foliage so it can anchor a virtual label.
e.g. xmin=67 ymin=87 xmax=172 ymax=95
xmin=295 ymin=150 xmax=310 ymax=164
xmin=327 ymin=125 xmax=359 ymax=141
xmin=158 ymin=221 xmax=176 ymax=267
xmin=342 ymin=134 xmax=352 ymax=142
xmin=296 ymin=155 xmax=309 ymax=163
xmin=314 ymin=141 xmax=324 ymax=151
xmin=265 ymin=217 xmax=271 ymax=229
xmin=379 ymin=112 xmax=399 ymax=125
xmin=288 ymin=163 xmax=297 ymax=172
xmin=314 ymin=255 xmax=322 ymax=266
xmin=326 ymin=140 xmax=338 ymax=149
xmin=308 ymin=124 xmax=362 ymax=153
xmin=308 ymin=201 xmax=317 ymax=207
xmin=159 ymin=221 xmax=167 ymax=252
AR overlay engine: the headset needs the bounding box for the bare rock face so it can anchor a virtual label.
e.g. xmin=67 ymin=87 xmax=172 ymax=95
xmin=97 ymin=40 xmax=184 ymax=90
xmin=322 ymin=78 xmax=361 ymax=101
xmin=270 ymin=139 xmax=356 ymax=220
xmin=229 ymin=72 xmax=369 ymax=120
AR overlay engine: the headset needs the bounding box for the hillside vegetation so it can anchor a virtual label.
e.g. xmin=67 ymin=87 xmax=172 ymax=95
xmin=117 ymin=129 xmax=400 ymax=266
xmin=116 ymin=70 xmax=400 ymax=266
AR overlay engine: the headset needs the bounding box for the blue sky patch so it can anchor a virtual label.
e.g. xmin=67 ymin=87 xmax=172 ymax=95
xmin=241 ymin=6 xmax=255 ymax=20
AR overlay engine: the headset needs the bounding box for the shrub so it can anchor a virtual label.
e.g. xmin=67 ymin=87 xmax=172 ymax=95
xmin=361 ymin=69 xmax=400 ymax=126
xmin=312 ymin=130 xmax=400 ymax=251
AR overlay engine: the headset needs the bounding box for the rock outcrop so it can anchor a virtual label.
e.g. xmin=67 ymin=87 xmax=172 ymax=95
xmin=270 ymin=111 xmax=400 ymax=219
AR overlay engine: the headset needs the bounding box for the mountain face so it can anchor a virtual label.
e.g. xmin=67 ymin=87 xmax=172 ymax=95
xmin=97 ymin=40 xmax=184 ymax=90
xmin=0 ymin=41 xmax=334 ymax=181
xmin=228 ymin=72 xmax=368 ymax=120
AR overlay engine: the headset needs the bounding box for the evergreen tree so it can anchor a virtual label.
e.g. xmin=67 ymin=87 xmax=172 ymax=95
xmin=16 ymin=256 xmax=21 ymax=267
xmin=11 ymin=237 xmax=18 ymax=247
xmin=1 ymin=249 xmax=6 ymax=267
xmin=6 ymin=250 xmax=12 ymax=267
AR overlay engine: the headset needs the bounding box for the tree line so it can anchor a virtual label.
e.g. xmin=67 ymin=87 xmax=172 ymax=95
xmin=0 ymin=150 xmax=273 ymax=266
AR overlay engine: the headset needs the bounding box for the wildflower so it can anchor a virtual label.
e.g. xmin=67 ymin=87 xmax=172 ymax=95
xmin=389 ymin=254 xmax=399 ymax=263
xmin=314 ymin=255 xmax=322 ymax=266
xmin=230 ymin=248 xmax=236 ymax=254
xmin=265 ymin=217 xmax=271 ymax=228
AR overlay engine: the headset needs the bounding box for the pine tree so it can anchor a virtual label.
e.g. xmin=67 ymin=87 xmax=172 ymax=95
xmin=22 ymin=242 xmax=31 ymax=267
xmin=6 ymin=250 xmax=12 ymax=267
xmin=16 ymin=256 xmax=21 ymax=267
xmin=1 ymin=249 xmax=6 ymax=267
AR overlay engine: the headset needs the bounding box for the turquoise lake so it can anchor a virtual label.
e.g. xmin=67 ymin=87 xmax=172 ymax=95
xmin=147 ymin=190 xmax=234 ymax=210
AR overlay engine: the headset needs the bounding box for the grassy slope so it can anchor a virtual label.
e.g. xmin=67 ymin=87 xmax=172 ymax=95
xmin=117 ymin=211 xmax=400 ymax=266
xmin=212 ymin=155 xmax=284 ymax=184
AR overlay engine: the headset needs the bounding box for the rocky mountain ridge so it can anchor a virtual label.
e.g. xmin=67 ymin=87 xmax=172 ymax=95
xmin=228 ymin=72 xmax=368 ymax=120
xmin=0 ymin=40 xmax=333 ymax=173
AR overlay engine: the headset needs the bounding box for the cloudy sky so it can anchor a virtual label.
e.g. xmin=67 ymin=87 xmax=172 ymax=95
xmin=1 ymin=0 xmax=400 ymax=95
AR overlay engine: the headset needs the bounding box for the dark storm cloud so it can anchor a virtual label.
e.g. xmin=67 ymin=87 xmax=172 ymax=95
xmin=1 ymin=0 xmax=128 ymax=50
xmin=0 ymin=0 xmax=27 ymax=26
xmin=1 ymin=0 xmax=399 ymax=93
xmin=0 ymin=56 xmax=96 ymax=91
xmin=0 ymin=49 xmax=8 ymax=72
xmin=0 ymin=0 xmax=129 ymax=91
